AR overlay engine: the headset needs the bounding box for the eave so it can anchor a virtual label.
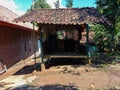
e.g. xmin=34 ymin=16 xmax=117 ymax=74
xmin=0 ymin=21 xmax=37 ymax=32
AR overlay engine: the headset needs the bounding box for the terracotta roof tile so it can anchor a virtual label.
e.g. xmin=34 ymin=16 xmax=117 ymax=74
xmin=0 ymin=5 xmax=37 ymax=30
xmin=14 ymin=7 xmax=110 ymax=25
xmin=0 ymin=5 xmax=18 ymax=22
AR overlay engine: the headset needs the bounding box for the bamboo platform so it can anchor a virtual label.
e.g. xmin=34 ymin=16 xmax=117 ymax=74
xmin=42 ymin=52 xmax=91 ymax=70
xmin=44 ymin=52 xmax=88 ymax=59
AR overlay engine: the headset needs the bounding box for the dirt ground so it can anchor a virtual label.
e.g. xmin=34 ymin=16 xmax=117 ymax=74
xmin=30 ymin=64 xmax=120 ymax=90
xmin=0 ymin=59 xmax=120 ymax=90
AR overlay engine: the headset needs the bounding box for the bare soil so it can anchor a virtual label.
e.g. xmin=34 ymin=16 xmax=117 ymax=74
xmin=29 ymin=60 xmax=120 ymax=90
xmin=1 ymin=59 xmax=120 ymax=90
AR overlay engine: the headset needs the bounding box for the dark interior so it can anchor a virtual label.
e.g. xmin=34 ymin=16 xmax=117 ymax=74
xmin=43 ymin=29 xmax=87 ymax=55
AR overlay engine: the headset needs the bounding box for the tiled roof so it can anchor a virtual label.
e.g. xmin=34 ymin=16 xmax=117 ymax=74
xmin=0 ymin=5 xmax=37 ymax=30
xmin=0 ymin=5 xmax=18 ymax=22
xmin=14 ymin=7 xmax=110 ymax=25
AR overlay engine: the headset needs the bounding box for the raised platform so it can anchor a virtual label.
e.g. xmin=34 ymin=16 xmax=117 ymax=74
xmin=44 ymin=52 xmax=88 ymax=59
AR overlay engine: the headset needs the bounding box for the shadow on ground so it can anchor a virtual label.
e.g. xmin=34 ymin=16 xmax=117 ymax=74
xmin=11 ymin=84 xmax=78 ymax=90
xmin=13 ymin=64 xmax=36 ymax=75
xmin=43 ymin=58 xmax=87 ymax=76
xmin=8 ymin=84 xmax=120 ymax=90
xmin=92 ymin=54 xmax=120 ymax=65
xmin=7 ymin=58 xmax=87 ymax=76
xmin=45 ymin=58 xmax=87 ymax=69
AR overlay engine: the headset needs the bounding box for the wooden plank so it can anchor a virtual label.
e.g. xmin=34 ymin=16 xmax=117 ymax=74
xmin=50 ymin=55 xmax=87 ymax=58
xmin=44 ymin=52 xmax=87 ymax=59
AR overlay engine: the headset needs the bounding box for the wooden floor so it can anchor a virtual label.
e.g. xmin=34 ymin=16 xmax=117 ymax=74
xmin=45 ymin=52 xmax=88 ymax=59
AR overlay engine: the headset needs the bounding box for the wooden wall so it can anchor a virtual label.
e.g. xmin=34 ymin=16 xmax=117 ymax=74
xmin=0 ymin=25 xmax=38 ymax=68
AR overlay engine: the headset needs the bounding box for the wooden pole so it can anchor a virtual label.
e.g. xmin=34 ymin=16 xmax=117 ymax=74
xmin=39 ymin=25 xmax=45 ymax=71
xmin=86 ymin=24 xmax=91 ymax=64
xmin=32 ymin=23 xmax=37 ymax=70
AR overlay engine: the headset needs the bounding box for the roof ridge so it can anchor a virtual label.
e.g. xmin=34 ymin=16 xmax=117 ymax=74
xmin=33 ymin=7 xmax=95 ymax=11
xmin=0 ymin=5 xmax=19 ymax=17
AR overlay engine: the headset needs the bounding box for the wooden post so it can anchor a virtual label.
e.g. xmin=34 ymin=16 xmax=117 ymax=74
xmin=32 ymin=23 xmax=37 ymax=70
xmin=39 ymin=25 xmax=45 ymax=71
xmin=86 ymin=24 xmax=91 ymax=64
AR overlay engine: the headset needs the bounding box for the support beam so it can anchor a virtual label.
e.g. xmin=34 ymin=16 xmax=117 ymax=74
xmin=86 ymin=24 xmax=89 ymax=56
xmin=39 ymin=26 xmax=44 ymax=62
xmin=86 ymin=24 xmax=91 ymax=64
xmin=39 ymin=25 xmax=45 ymax=71
xmin=32 ymin=23 xmax=37 ymax=70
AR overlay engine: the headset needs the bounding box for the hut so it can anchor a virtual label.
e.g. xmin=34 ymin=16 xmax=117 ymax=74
xmin=14 ymin=7 xmax=110 ymax=70
xmin=0 ymin=5 xmax=38 ymax=73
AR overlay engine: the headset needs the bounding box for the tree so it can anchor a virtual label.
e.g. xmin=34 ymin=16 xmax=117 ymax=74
xmin=96 ymin=0 xmax=120 ymax=28
xmin=27 ymin=0 xmax=51 ymax=12
xmin=54 ymin=0 xmax=60 ymax=9
xmin=33 ymin=0 xmax=51 ymax=9
xmin=65 ymin=0 xmax=73 ymax=8
xmin=95 ymin=0 xmax=120 ymax=53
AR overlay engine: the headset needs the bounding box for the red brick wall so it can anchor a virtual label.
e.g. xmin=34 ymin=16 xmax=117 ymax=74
xmin=0 ymin=25 xmax=38 ymax=68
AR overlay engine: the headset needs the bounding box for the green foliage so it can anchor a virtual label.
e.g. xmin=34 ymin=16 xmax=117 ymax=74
xmin=91 ymin=24 xmax=112 ymax=52
xmin=34 ymin=0 xmax=51 ymax=9
xmin=96 ymin=0 xmax=120 ymax=34
xmin=95 ymin=0 xmax=120 ymax=54
xmin=27 ymin=0 xmax=51 ymax=12
xmin=96 ymin=0 xmax=120 ymax=23
xmin=65 ymin=0 xmax=73 ymax=8
xmin=114 ymin=22 xmax=120 ymax=48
